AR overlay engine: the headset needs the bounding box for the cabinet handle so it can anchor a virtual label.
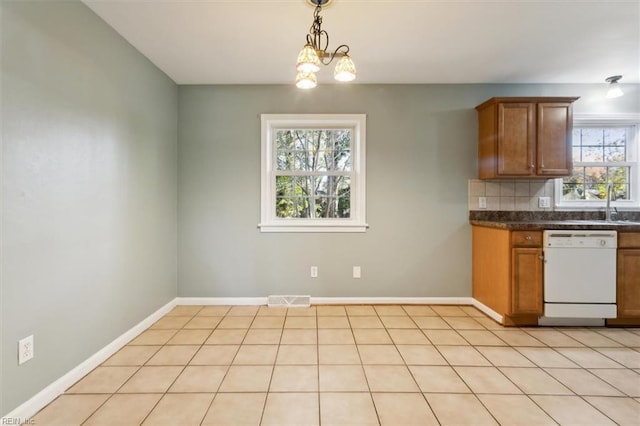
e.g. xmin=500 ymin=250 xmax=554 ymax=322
xmin=539 ymin=255 xmax=544 ymax=260
xmin=525 ymin=236 xmax=532 ymax=240
xmin=530 ymin=163 xmax=535 ymax=169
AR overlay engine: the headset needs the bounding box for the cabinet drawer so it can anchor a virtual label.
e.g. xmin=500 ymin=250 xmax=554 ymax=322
xmin=511 ymin=231 xmax=542 ymax=247
xmin=619 ymin=233 xmax=640 ymax=249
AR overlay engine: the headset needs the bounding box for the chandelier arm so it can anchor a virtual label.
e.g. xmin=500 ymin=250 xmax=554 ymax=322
xmin=321 ymin=44 xmax=350 ymax=65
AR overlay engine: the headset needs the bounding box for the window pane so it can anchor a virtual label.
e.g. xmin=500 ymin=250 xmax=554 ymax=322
xmin=583 ymin=167 xmax=607 ymax=199
xmin=275 ymin=175 xmax=351 ymax=218
xmin=563 ymin=183 xmax=584 ymax=199
xmin=584 ymin=166 xmax=607 ymax=184
xmin=275 ymin=129 xmax=352 ymax=172
xmin=584 ymin=183 xmax=605 ymax=200
xmin=604 ymin=128 xmax=627 ymax=146
xmin=581 ymin=128 xmax=604 ymax=147
xmin=609 ymin=166 xmax=630 ymax=200
xmin=562 ymin=167 xmax=585 ymax=200
xmin=313 ymin=197 xmax=350 ymax=218
xmin=276 ymin=197 xmax=310 ymax=218
xmin=612 ymin=184 xmax=630 ymax=201
xmin=582 ymin=146 xmax=603 ymax=162
xmin=572 ymin=129 xmax=581 ymax=147
xmin=572 ymin=147 xmax=581 ymax=162
xmin=568 ymin=166 xmax=585 ymax=185
xmin=604 ymin=146 xmax=626 ymax=162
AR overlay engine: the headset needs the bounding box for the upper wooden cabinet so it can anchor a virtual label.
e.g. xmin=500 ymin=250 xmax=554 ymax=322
xmin=476 ymin=97 xmax=579 ymax=179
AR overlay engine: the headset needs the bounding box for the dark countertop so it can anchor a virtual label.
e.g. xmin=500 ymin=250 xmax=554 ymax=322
xmin=470 ymin=219 xmax=640 ymax=231
xmin=469 ymin=211 xmax=640 ymax=232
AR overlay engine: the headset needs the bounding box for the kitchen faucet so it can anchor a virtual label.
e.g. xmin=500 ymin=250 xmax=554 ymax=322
xmin=605 ymin=182 xmax=617 ymax=221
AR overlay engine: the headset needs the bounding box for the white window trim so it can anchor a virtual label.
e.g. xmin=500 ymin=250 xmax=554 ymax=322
xmin=259 ymin=114 xmax=367 ymax=232
xmin=555 ymin=113 xmax=640 ymax=210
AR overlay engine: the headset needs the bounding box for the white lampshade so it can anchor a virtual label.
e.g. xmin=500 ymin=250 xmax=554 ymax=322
xmin=605 ymin=75 xmax=624 ymax=99
xmin=606 ymin=81 xmax=624 ymax=99
xmin=295 ymin=71 xmax=317 ymax=89
xmin=334 ymin=54 xmax=356 ymax=82
xmin=296 ymin=44 xmax=321 ymax=73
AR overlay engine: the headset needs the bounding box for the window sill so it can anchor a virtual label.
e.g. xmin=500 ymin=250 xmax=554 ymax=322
xmin=258 ymin=223 xmax=369 ymax=233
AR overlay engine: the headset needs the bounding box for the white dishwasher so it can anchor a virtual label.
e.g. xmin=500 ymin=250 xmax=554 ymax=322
xmin=542 ymin=230 xmax=617 ymax=320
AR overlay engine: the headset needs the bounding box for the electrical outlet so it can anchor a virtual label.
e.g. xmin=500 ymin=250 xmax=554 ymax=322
xmin=539 ymin=196 xmax=551 ymax=208
xmin=18 ymin=335 xmax=34 ymax=365
xmin=310 ymin=266 xmax=318 ymax=278
xmin=478 ymin=197 xmax=487 ymax=209
xmin=353 ymin=266 xmax=361 ymax=279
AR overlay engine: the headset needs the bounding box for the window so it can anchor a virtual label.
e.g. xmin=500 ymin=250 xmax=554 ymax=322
xmin=260 ymin=114 xmax=367 ymax=232
xmin=555 ymin=114 xmax=640 ymax=208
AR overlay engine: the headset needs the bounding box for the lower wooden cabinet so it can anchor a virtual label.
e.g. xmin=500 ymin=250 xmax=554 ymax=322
xmin=512 ymin=247 xmax=543 ymax=315
xmin=475 ymin=227 xmax=640 ymax=327
xmin=608 ymin=232 xmax=640 ymax=325
xmin=473 ymin=226 xmax=543 ymax=326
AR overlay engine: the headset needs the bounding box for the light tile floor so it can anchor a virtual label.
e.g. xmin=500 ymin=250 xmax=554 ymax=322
xmin=33 ymin=305 xmax=640 ymax=425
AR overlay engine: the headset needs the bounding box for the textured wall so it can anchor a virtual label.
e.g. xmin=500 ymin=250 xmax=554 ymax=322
xmin=177 ymin=84 xmax=638 ymax=299
xmin=1 ymin=1 xmax=178 ymax=414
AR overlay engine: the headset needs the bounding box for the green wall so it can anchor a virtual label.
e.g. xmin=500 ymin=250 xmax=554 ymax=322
xmin=177 ymin=84 xmax=639 ymax=299
xmin=1 ymin=1 xmax=178 ymax=414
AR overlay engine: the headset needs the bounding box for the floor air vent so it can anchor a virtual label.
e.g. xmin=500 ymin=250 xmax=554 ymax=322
xmin=267 ymin=295 xmax=311 ymax=308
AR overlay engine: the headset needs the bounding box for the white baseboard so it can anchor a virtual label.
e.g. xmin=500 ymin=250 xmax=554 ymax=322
xmin=470 ymin=299 xmax=503 ymax=323
xmin=176 ymin=296 xmax=475 ymax=306
xmin=4 ymin=298 xmax=177 ymax=421
xmin=311 ymin=297 xmax=475 ymax=305
xmin=176 ymin=297 xmax=268 ymax=305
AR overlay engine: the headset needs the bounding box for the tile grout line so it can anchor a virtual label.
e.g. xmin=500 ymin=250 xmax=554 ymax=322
xmin=315 ymin=307 xmax=321 ymax=426
xmin=351 ymin=307 xmax=382 ymax=426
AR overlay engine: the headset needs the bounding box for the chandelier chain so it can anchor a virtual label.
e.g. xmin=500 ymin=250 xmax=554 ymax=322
xmin=305 ymin=4 xmax=349 ymax=66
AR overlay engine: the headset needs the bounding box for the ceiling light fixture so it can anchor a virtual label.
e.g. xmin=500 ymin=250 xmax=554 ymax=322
xmin=295 ymin=0 xmax=356 ymax=89
xmin=605 ymin=75 xmax=624 ymax=99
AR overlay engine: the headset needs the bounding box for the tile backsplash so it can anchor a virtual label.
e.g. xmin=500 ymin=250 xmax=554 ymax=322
xmin=468 ymin=179 xmax=556 ymax=211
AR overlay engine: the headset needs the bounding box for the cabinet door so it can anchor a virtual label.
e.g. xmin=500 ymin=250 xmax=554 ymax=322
xmin=497 ymin=103 xmax=535 ymax=177
xmin=536 ymin=102 xmax=573 ymax=176
xmin=511 ymin=248 xmax=543 ymax=315
xmin=617 ymin=249 xmax=640 ymax=317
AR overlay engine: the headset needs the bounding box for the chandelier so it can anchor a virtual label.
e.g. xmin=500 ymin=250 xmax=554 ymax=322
xmin=295 ymin=0 xmax=356 ymax=89
xmin=605 ymin=75 xmax=624 ymax=99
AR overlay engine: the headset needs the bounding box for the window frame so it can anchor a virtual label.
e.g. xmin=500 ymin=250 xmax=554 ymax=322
xmin=259 ymin=114 xmax=367 ymax=232
xmin=555 ymin=113 xmax=640 ymax=209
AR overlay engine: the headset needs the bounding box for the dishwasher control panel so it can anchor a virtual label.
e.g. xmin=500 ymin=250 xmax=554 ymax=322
xmin=543 ymin=231 xmax=617 ymax=248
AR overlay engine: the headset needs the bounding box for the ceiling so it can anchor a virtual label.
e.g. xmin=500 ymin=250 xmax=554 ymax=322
xmin=83 ymin=0 xmax=640 ymax=85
